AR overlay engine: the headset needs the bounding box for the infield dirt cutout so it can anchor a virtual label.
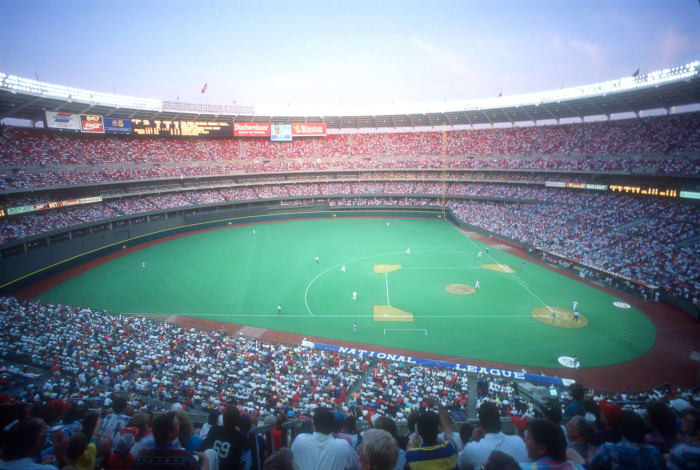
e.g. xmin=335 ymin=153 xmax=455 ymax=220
xmin=373 ymin=305 xmax=414 ymax=322
xmin=531 ymin=306 xmax=588 ymax=328
xmin=446 ymin=284 xmax=476 ymax=295
xmin=374 ymin=264 xmax=402 ymax=274
xmin=482 ymin=264 xmax=515 ymax=273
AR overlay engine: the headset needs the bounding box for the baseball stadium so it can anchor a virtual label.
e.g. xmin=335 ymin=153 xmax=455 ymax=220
xmin=1 ymin=4 xmax=699 ymax=467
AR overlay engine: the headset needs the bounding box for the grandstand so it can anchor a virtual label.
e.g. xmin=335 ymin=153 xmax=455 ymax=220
xmin=0 ymin=62 xmax=699 ymax=469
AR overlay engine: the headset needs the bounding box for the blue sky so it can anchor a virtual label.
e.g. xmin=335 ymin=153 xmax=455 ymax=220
xmin=1 ymin=1 xmax=698 ymax=115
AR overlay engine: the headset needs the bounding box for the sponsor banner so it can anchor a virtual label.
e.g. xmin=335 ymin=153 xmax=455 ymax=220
xmin=271 ymin=123 xmax=292 ymax=142
xmin=46 ymin=111 xmax=81 ymax=130
xmin=680 ymin=191 xmax=700 ymax=200
xmin=104 ymin=117 xmax=133 ymax=134
xmin=564 ymin=182 xmax=586 ymax=189
xmin=292 ymin=122 xmax=326 ymax=137
xmin=234 ymin=122 xmax=270 ymax=137
xmin=309 ymin=341 xmax=566 ymax=386
xmin=585 ymin=184 xmax=607 ymax=191
xmin=7 ymin=197 xmax=102 ymax=216
xmin=81 ymin=114 xmax=104 ymax=133
xmin=545 ymin=181 xmax=566 ymax=188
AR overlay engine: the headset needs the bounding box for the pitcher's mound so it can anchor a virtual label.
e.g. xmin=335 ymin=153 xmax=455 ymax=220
xmin=446 ymin=284 xmax=476 ymax=295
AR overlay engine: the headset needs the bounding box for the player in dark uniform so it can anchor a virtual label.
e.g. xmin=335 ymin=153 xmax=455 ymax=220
xmin=202 ymin=405 xmax=249 ymax=470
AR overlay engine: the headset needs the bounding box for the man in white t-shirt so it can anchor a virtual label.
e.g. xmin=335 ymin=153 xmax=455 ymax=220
xmin=457 ymin=401 xmax=528 ymax=470
xmin=291 ymin=407 xmax=360 ymax=470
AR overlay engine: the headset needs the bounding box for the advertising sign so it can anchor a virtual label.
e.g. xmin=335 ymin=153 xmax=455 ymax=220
xmin=80 ymin=114 xmax=105 ymax=133
xmin=292 ymin=122 xmax=327 ymax=137
xmin=233 ymin=122 xmax=271 ymax=137
xmin=45 ymin=111 xmax=81 ymax=130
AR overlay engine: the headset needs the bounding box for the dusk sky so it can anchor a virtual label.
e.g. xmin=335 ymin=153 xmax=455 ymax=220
xmin=1 ymin=1 xmax=699 ymax=115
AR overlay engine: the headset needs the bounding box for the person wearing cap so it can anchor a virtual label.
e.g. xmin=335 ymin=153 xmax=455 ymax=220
xmin=105 ymin=432 xmax=136 ymax=469
xmin=405 ymin=398 xmax=458 ymax=470
xmin=590 ymin=410 xmax=665 ymax=470
xmin=290 ymin=407 xmax=359 ymax=470
xmin=458 ymin=401 xmax=528 ymax=470
xmin=593 ymin=400 xmax=622 ymax=445
xmin=521 ymin=418 xmax=584 ymax=469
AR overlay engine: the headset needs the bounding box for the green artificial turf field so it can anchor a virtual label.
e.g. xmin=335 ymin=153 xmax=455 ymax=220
xmin=37 ymin=218 xmax=657 ymax=369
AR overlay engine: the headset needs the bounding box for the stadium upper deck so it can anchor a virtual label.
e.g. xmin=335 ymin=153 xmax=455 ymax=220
xmin=1 ymin=62 xmax=699 ymax=128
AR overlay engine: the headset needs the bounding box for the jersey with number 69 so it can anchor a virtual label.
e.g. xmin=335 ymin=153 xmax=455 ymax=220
xmin=202 ymin=425 xmax=248 ymax=470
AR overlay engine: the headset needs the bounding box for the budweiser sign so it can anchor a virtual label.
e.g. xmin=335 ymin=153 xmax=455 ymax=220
xmin=292 ymin=122 xmax=326 ymax=137
xmin=234 ymin=122 xmax=271 ymax=137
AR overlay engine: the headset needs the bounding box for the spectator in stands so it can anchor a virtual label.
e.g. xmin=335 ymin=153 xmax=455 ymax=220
xmin=521 ymin=418 xmax=584 ymax=469
xmin=590 ymin=410 xmax=665 ymax=470
xmin=459 ymin=423 xmax=474 ymax=450
xmin=134 ymin=411 xmax=204 ymax=470
xmin=372 ymin=416 xmax=406 ymax=470
xmin=594 ymin=400 xmax=622 ymax=445
xmin=644 ymin=401 xmax=678 ymax=455
xmin=564 ymin=384 xmax=586 ymax=418
xmin=358 ymin=428 xmax=399 ymax=470
xmin=201 ymin=405 xmax=247 ymax=470
xmin=458 ymin=401 xmax=528 ymax=470
xmin=198 ymin=410 xmax=219 ymax=441
xmin=105 ymin=432 xmax=136 ymax=469
xmin=263 ymin=448 xmax=296 ymax=470
xmin=565 ymin=416 xmax=595 ymax=464
xmin=290 ymin=406 xmax=359 ymax=470
xmin=98 ymin=395 xmax=131 ymax=441
xmin=405 ymin=404 xmax=458 ymax=469
xmin=0 ymin=417 xmax=68 ymax=469
xmin=482 ymin=450 xmax=520 ymax=470
xmin=668 ymin=408 xmax=700 ymax=470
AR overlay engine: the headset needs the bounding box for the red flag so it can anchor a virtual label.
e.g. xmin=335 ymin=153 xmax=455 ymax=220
xmin=201 ymin=83 xmax=208 ymax=94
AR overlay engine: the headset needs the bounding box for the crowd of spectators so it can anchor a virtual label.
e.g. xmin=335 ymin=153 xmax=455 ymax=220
xmin=0 ymin=112 xmax=698 ymax=170
xmin=1 ymin=180 xmax=697 ymax=298
xmin=0 ymin=291 xmax=698 ymax=469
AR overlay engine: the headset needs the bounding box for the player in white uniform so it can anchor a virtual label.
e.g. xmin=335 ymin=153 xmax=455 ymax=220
xmin=315 ymin=256 xmax=319 ymax=264
xmin=352 ymin=291 xmax=357 ymax=300
xmin=142 ymin=262 xmax=146 ymax=269
xmin=386 ymin=222 xmax=390 ymax=227
xmin=474 ymin=280 xmax=480 ymax=290
xmin=341 ymin=265 xmax=346 ymax=272
xmin=477 ymin=251 xmax=482 ymax=258
xmin=252 ymin=229 xmax=256 ymax=235
xmin=572 ymin=300 xmax=578 ymax=311
xmin=353 ymin=322 xmax=358 ymax=335
xmin=406 ymin=248 xmax=411 ymax=254
xmin=277 ymin=305 xmax=282 ymax=315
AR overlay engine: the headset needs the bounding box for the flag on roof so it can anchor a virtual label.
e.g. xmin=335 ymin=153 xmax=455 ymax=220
xmin=201 ymin=83 xmax=208 ymax=94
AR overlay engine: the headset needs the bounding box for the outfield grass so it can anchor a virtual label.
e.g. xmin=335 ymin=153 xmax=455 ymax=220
xmin=37 ymin=218 xmax=657 ymax=369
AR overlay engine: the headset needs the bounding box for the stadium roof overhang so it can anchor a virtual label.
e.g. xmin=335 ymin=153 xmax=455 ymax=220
xmin=1 ymin=63 xmax=699 ymax=129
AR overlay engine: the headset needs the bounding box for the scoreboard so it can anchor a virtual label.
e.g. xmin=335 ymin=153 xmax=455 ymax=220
xmin=131 ymin=119 xmax=233 ymax=137
xmin=609 ymin=184 xmax=678 ymax=198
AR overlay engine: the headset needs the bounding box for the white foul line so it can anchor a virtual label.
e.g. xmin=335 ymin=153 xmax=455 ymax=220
xmin=385 ymin=273 xmax=391 ymax=306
